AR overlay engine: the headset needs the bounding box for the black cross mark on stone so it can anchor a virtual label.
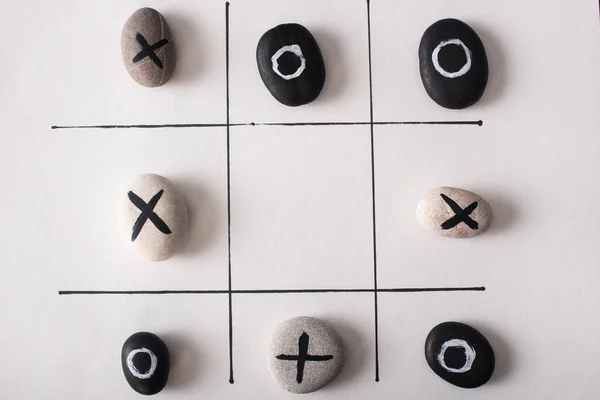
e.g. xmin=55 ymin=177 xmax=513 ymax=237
xmin=132 ymin=33 xmax=169 ymax=69
xmin=440 ymin=194 xmax=479 ymax=230
xmin=276 ymin=332 xmax=334 ymax=384
xmin=128 ymin=189 xmax=172 ymax=242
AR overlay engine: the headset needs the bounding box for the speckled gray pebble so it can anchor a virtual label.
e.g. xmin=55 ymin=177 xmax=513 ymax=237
xmin=416 ymin=186 xmax=493 ymax=238
xmin=268 ymin=317 xmax=344 ymax=394
xmin=120 ymin=173 xmax=188 ymax=261
xmin=121 ymin=8 xmax=176 ymax=87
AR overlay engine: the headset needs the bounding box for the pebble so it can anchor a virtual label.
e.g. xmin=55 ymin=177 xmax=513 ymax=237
xmin=268 ymin=316 xmax=344 ymax=393
xmin=419 ymin=18 xmax=488 ymax=109
xmin=256 ymin=23 xmax=326 ymax=107
xmin=425 ymin=322 xmax=495 ymax=389
xmin=121 ymin=332 xmax=170 ymax=395
xmin=121 ymin=8 xmax=176 ymax=87
xmin=416 ymin=186 xmax=492 ymax=238
xmin=121 ymin=173 xmax=188 ymax=261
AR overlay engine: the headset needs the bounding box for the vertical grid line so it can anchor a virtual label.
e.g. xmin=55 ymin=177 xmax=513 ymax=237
xmin=225 ymin=1 xmax=234 ymax=385
xmin=366 ymin=0 xmax=380 ymax=382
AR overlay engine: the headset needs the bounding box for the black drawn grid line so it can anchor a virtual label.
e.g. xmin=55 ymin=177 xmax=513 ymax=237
xmin=58 ymin=287 xmax=486 ymax=295
xmin=50 ymin=120 xmax=483 ymax=129
xmin=54 ymin=0 xmax=488 ymax=386
xmin=366 ymin=0 xmax=381 ymax=383
xmin=225 ymin=1 xmax=234 ymax=385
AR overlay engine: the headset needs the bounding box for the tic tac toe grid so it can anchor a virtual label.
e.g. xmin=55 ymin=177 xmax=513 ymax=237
xmin=54 ymin=0 xmax=486 ymax=385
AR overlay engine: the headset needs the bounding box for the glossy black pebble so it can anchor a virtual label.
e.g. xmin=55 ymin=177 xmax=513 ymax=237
xmin=419 ymin=18 xmax=488 ymax=109
xmin=256 ymin=23 xmax=326 ymax=107
xmin=425 ymin=322 xmax=495 ymax=389
xmin=121 ymin=332 xmax=170 ymax=395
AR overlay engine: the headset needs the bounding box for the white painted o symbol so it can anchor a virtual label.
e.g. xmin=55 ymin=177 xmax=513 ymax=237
xmin=127 ymin=348 xmax=158 ymax=379
xmin=271 ymin=44 xmax=306 ymax=80
xmin=432 ymin=39 xmax=472 ymax=78
xmin=437 ymin=339 xmax=476 ymax=373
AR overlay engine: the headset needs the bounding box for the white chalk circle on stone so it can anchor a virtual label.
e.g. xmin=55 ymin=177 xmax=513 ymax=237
xmin=416 ymin=186 xmax=493 ymax=239
xmin=432 ymin=39 xmax=472 ymax=79
xmin=271 ymin=44 xmax=307 ymax=80
xmin=437 ymin=339 xmax=476 ymax=373
xmin=126 ymin=348 xmax=158 ymax=379
xmin=268 ymin=316 xmax=344 ymax=394
xmin=120 ymin=173 xmax=188 ymax=261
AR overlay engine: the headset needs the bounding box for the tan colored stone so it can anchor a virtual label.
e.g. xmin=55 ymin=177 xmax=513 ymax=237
xmin=416 ymin=187 xmax=492 ymax=238
xmin=121 ymin=8 xmax=175 ymax=87
xmin=121 ymin=174 xmax=187 ymax=261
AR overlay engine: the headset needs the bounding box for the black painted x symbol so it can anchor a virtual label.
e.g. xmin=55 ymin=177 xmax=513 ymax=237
xmin=128 ymin=190 xmax=172 ymax=242
xmin=440 ymin=194 xmax=479 ymax=230
xmin=276 ymin=332 xmax=334 ymax=384
xmin=132 ymin=33 xmax=169 ymax=68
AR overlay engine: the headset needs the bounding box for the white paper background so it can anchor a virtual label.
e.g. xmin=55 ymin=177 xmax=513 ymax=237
xmin=0 ymin=0 xmax=599 ymax=398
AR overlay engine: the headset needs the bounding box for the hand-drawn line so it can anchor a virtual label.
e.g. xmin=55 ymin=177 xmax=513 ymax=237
xmin=225 ymin=0 xmax=234 ymax=385
xmin=51 ymin=120 xmax=483 ymax=129
xmin=366 ymin=0 xmax=380 ymax=384
xmin=246 ymin=120 xmax=483 ymax=127
xmin=58 ymin=287 xmax=486 ymax=295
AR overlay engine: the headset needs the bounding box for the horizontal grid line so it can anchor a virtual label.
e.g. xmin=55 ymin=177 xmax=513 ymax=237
xmin=51 ymin=120 xmax=483 ymax=130
xmin=58 ymin=286 xmax=485 ymax=295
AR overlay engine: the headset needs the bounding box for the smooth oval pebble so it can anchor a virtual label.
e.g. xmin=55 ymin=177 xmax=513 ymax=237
xmin=256 ymin=23 xmax=326 ymax=107
xmin=121 ymin=173 xmax=188 ymax=261
xmin=425 ymin=322 xmax=495 ymax=389
xmin=121 ymin=8 xmax=176 ymax=87
xmin=419 ymin=18 xmax=488 ymax=109
xmin=416 ymin=187 xmax=492 ymax=238
xmin=121 ymin=332 xmax=170 ymax=395
xmin=268 ymin=316 xmax=344 ymax=394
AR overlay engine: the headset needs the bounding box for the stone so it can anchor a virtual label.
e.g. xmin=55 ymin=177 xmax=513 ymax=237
xmin=121 ymin=332 xmax=170 ymax=395
xmin=268 ymin=316 xmax=344 ymax=394
xmin=419 ymin=18 xmax=488 ymax=109
xmin=121 ymin=173 xmax=188 ymax=261
xmin=425 ymin=322 xmax=495 ymax=389
xmin=416 ymin=186 xmax=492 ymax=238
xmin=256 ymin=23 xmax=326 ymax=107
xmin=121 ymin=8 xmax=176 ymax=87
